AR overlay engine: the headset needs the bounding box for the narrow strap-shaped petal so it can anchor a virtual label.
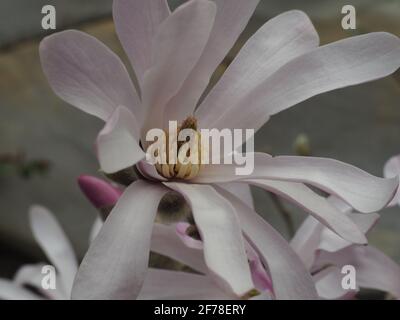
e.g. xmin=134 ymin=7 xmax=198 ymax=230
xmin=138 ymin=269 xmax=232 ymax=300
xmin=197 ymin=10 xmax=319 ymax=128
xmin=165 ymin=0 xmax=260 ymax=124
xmin=29 ymin=205 xmax=78 ymax=298
xmin=165 ymin=182 xmax=254 ymax=297
xmin=71 ymin=180 xmax=168 ymax=299
xmin=313 ymin=266 xmax=354 ymax=300
xmin=97 ymin=106 xmax=145 ymax=174
xmin=141 ymin=0 xmax=216 ymax=138
xmin=316 ymin=246 xmax=400 ymax=298
xmin=113 ymin=0 xmax=170 ymax=86
xmin=40 ymin=30 xmax=141 ymax=122
xmin=216 ymin=182 xmax=254 ymax=208
xmin=194 ymin=153 xmax=399 ymax=213
xmin=151 ymin=223 xmax=208 ymax=274
xmin=209 ymin=32 xmax=400 ymax=131
xmin=247 ymin=179 xmax=367 ymax=244
xmin=217 ymin=186 xmax=318 ymax=299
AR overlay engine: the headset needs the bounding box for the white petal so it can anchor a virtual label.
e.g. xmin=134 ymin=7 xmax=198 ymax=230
xmin=141 ymin=0 xmax=216 ymax=136
xmin=383 ymin=154 xmax=400 ymax=207
xmin=40 ymin=30 xmax=141 ymax=122
xmin=314 ymin=266 xmax=356 ymax=300
xmin=290 ymin=216 xmax=323 ymax=269
xmin=165 ymin=182 xmax=254 ymax=297
xmin=0 ymin=279 xmax=41 ymax=300
xmin=138 ymin=269 xmax=232 ymax=300
xmin=197 ymin=10 xmax=319 ymax=128
xmin=14 ymin=264 xmax=66 ymax=300
xmin=113 ymin=0 xmax=170 ymax=86
xmin=316 ymin=246 xmax=400 ymax=298
xmin=208 ymin=32 xmax=400 ymax=131
xmin=151 ymin=223 xmax=208 ymax=274
xmin=71 ymin=181 xmax=168 ymax=299
xmin=216 ymin=182 xmax=254 ymax=208
xmin=217 ymin=187 xmax=318 ymax=299
xmin=89 ymin=217 xmax=103 ymax=243
xmin=165 ymin=0 xmax=260 ymax=124
xmin=29 ymin=205 xmax=77 ymax=298
xmin=195 ymin=153 xmax=399 ymax=213
xmin=97 ymin=106 xmax=145 ymax=174
xmin=248 ymin=179 xmax=367 ymax=244
xmin=318 ymin=212 xmax=379 ymax=252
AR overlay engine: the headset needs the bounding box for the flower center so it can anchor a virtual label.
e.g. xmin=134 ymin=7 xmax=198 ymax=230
xmin=153 ymin=116 xmax=203 ymax=180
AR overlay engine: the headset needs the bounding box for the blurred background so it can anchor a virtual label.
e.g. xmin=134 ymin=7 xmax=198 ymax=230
xmin=0 ymin=0 xmax=399 ymax=295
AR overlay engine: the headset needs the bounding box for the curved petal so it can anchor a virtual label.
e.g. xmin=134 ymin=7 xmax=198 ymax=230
xmin=216 ymin=186 xmax=318 ymax=299
xmin=318 ymin=212 xmax=379 ymax=253
xmin=138 ymin=269 xmax=232 ymax=300
xmin=195 ymin=153 xmax=399 ymax=213
xmin=141 ymin=0 xmax=216 ymax=137
xmin=165 ymin=182 xmax=254 ymax=297
xmin=384 ymin=154 xmax=400 ymax=207
xmin=40 ymin=30 xmax=141 ymax=122
xmin=208 ymin=32 xmax=400 ymax=131
xmin=175 ymin=222 xmax=204 ymax=250
xmin=197 ymin=10 xmax=319 ymax=128
xmin=97 ymin=106 xmax=145 ymax=174
xmin=165 ymin=0 xmax=260 ymax=124
xmin=0 ymin=280 xmax=41 ymax=300
xmin=291 ymin=216 xmax=323 ymax=269
xmin=29 ymin=205 xmax=78 ymax=297
xmin=314 ymin=266 xmax=356 ymax=300
xmin=316 ymin=246 xmax=400 ymax=298
xmin=216 ymin=182 xmax=254 ymax=208
xmin=71 ymin=180 xmax=168 ymax=299
xmin=151 ymin=223 xmax=208 ymax=274
xmin=89 ymin=217 xmax=103 ymax=243
xmin=113 ymin=0 xmax=170 ymax=86
xmin=248 ymin=179 xmax=367 ymax=244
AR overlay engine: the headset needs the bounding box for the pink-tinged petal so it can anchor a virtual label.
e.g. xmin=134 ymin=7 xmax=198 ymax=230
xmin=318 ymin=212 xmax=379 ymax=253
xmin=97 ymin=106 xmax=145 ymax=174
xmin=14 ymin=264 xmax=66 ymax=300
xmin=209 ymin=32 xmax=400 ymax=132
xmin=40 ymin=30 xmax=141 ymax=122
xmin=113 ymin=0 xmax=170 ymax=86
xmin=71 ymin=180 xmax=168 ymax=299
xmin=165 ymin=182 xmax=254 ymax=297
xmin=29 ymin=206 xmax=78 ymax=298
xmin=248 ymin=179 xmax=367 ymax=244
xmin=216 ymin=182 xmax=254 ymax=209
xmin=78 ymin=175 xmax=122 ymax=209
xmin=195 ymin=153 xmax=399 ymax=213
xmin=138 ymin=269 xmax=232 ymax=300
xmin=141 ymin=0 xmax=216 ymax=137
xmin=291 ymin=216 xmax=323 ymax=269
xmin=165 ymin=0 xmax=260 ymax=124
xmin=175 ymin=222 xmax=204 ymax=250
xmin=197 ymin=10 xmax=319 ymax=128
xmin=245 ymin=242 xmax=273 ymax=292
xmin=384 ymin=154 xmax=400 ymax=206
xmin=151 ymin=223 xmax=207 ymax=273
xmin=136 ymin=160 xmax=167 ymax=181
xmin=314 ymin=266 xmax=357 ymax=300
xmin=316 ymin=246 xmax=400 ymax=298
xmin=217 ymin=187 xmax=318 ymax=299
xmin=0 ymin=280 xmax=41 ymax=300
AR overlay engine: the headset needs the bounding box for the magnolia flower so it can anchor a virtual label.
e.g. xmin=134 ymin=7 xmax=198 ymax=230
xmin=40 ymin=0 xmax=400 ymax=300
xmin=292 ymin=197 xmax=400 ymax=299
xmin=0 ymin=206 xmax=78 ymax=300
